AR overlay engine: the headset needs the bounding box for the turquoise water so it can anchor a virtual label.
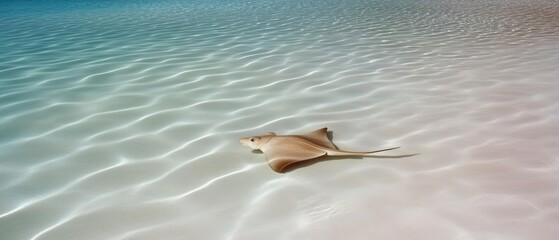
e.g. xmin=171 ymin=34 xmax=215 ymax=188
xmin=2 ymin=0 xmax=559 ymax=239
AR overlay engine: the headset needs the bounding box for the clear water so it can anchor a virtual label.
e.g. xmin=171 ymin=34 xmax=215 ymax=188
xmin=1 ymin=0 xmax=559 ymax=239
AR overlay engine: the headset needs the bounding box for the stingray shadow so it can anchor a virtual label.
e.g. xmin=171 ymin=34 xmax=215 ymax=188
xmin=252 ymin=147 xmax=418 ymax=173
xmin=282 ymin=153 xmax=418 ymax=173
xmin=327 ymin=130 xmax=339 ymax=149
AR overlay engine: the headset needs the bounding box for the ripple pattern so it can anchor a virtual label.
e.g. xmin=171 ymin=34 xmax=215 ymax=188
xmin=1 ymin=0 xmax=559 ymax=239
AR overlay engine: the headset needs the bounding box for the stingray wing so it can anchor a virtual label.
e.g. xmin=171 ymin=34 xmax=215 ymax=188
xmin=262 ymin=136 xmax=326 ymax=172
xmin=297 ymin=127 xmax=337 ymax=149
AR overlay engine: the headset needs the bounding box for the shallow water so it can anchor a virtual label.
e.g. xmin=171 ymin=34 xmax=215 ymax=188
xmin=1 ymin=0 xmax=559 ymax=239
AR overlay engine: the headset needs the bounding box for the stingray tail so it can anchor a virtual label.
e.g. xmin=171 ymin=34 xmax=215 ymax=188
xmin=326 ymin=147 xmax=400 ymax=156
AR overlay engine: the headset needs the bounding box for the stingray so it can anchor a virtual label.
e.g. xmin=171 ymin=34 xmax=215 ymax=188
xmin=240 ymin=127 xmax=410 ymax=172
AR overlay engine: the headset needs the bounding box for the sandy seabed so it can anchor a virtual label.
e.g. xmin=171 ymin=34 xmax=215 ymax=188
xmin=1 ymin=0 xmax=559 ymax=239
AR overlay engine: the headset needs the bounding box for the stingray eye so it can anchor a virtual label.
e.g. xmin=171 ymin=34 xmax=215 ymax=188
xmin=250 ymin=138 xmax=255 ymax=142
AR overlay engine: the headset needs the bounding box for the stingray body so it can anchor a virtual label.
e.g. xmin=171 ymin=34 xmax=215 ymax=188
xmin=240 ymin=127 xmax=400 ymax=172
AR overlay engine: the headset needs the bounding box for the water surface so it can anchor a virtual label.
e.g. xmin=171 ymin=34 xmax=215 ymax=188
xmin=1 ymin=0 xmax=559 ymax=239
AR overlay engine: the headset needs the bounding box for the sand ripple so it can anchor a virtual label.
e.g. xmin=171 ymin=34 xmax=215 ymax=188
xmin=1 ymin=0 xmax=559 ymax=239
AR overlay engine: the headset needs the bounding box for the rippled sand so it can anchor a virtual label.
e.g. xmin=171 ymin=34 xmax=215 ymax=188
xmin=1 ymin=0 xmax=559 ymax=239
